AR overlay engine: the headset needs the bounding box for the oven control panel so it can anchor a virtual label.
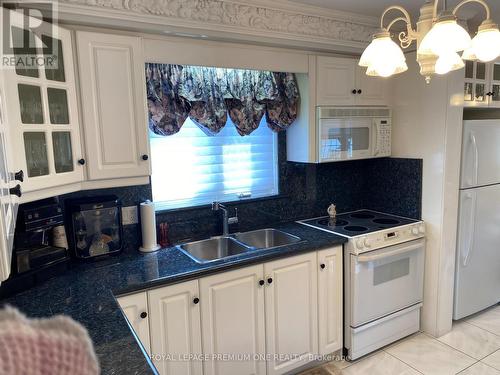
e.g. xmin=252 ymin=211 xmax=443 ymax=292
xmin=346 ymin=222 xmax=425 ymax=254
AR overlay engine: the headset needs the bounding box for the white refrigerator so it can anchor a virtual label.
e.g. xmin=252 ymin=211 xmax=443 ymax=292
xmin=454 ymin=119 xmax=500 ymax=320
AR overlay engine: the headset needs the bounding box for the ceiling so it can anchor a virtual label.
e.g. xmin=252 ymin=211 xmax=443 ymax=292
xmin=285 ymin=0 xmax=500 ymax=30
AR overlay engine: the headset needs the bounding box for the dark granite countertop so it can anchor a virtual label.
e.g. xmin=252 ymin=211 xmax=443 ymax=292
xmin=0 ymin=222 xmax=346 ymax=374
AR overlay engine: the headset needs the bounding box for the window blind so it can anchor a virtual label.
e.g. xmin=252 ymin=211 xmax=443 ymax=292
xmin=151 ymin=117 xmax=279 ymax=210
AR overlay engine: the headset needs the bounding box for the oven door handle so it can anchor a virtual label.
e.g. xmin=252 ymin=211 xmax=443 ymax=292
xmin=356 ymin=241 xmax=423 ymax=263
xmin=352 ymin=303 xmax=423 ymax=333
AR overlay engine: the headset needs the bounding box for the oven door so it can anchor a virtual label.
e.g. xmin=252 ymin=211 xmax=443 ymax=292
xmin=350 ymin=238 xmax=425 ymax=327
xmin=319 ymin=118 xmax=375 ymax=162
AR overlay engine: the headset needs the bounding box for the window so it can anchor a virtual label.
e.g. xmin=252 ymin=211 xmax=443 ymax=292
xmin=151 ymin=116 xmax=279 ymax=210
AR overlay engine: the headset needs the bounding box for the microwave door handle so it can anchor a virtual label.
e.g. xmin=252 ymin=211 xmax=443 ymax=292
xmin=463 ymin=192 xmax=477 ymax=267
xmin=373 ymin=121 xmax=379 ymax=156
xmin=357 ymin=241 xmax=423 ymax=263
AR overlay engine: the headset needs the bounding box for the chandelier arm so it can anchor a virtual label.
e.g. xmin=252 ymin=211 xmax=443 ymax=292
xmin=386 ymin=17 xmax=409 ymax=31
xmin=452 ymin=0 xmax=491 ymax=20
xmin=380 ymin=5 xmax=413 ymax=30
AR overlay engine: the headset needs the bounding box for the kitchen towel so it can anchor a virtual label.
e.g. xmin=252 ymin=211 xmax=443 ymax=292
xmin=139 ymin=201 xmax=161 ymax=253
xmin=0 ymin=306 xmax=99 ymax=375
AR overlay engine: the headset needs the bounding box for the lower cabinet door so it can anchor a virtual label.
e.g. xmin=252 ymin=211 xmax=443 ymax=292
xmin=318 ymin=246 xmax=343 ymax=355
xmin=264 ymin=252 xmax=319 ymax=375
xmin=117 ymin=292 xmax=151 ymax=354
xmin=148 ymin=280 xmax=203 ymax=375
xmin=200 ymin=264 xmax=266 ymax=375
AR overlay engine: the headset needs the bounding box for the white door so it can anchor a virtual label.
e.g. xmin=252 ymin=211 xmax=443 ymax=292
xmin=355 ymin=66 xmax=389 ymax=106
xmin=316 ymin=56 xmax=356 ymax=106
xmin=2 ymin=13 xmax=84 ymax=193
xmin=454 ymin=185 xmax=500 ymax=319
xmin=488 ymin=59 xmax=500 ymax=108
xmin=148 ymin=280 xmax=203 ymax=375
xmin=264 ymin=252 xmax=318 ymax=375
xmin=117 ymin=292 xmax=151 ymax=354
xmin=200 ymin=265 xmax=266 ymax=375
xmin=76 ymin=32 xmax=151 ymax=180
xmin=318 ymin=246 xmax=343 ymax=355
xmin=461 ymin=120 xmax=500 ymax=189
xmin=463 ymin=60 xmax=490 ymax=107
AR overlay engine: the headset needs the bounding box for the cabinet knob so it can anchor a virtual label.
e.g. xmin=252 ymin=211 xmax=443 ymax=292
xmin=351 ymin=89 xmax=357 ymax=94
xmin=193 ymin=297 xmax=200 ymax=304
xmin=9 ymin=184 xmax=22 ymax=198
xmin=267 ymin=277 xmax=273 ymax=284
xmin=78 ymin=159 xmax=86 ymax=165
xmin=259 ymin=280 xmax=265 ymax=286
xmin=141 ymin=154 xmax=149 ymax=161
xmin=320 ymin=263 xmax=326 ymax=270
xmin=140 ymin=312 xmax=147 ymax=319
xmin=357 ymin=89 xmax=362 ymax=94
xmin=14 ymin=170 xmax=24 ymax=182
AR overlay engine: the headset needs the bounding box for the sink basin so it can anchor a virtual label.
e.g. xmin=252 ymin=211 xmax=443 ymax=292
xmin=233 ymin=229 xmax=302 ymax=249
xmin=178 ymin=236 xmax=251 ymax=263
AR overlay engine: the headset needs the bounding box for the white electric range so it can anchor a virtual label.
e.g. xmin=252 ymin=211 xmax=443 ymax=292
xmin=300 ymin=210 xmax=425 ymax=360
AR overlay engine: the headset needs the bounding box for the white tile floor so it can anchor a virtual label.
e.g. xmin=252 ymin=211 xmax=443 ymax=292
xmin=300 ymin=304 xmax=500 ymax=375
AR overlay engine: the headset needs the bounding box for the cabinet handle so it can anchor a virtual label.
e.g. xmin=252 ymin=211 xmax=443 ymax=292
xmin=320 ymin=263 xmax=326 ymax=270
xmin=141 ymin=154 xmax=149 ymax=161
xmin=14 ymin=170 xmax=24 ymax=182
xmin=267 ymin=277 xmax=273 ymax=284
xmin=193 ymin=297 xmax=200 ymax=304
xmin=351 ymin=89 xmax=357 ymax=95
xmin=259 ymin=280 xmax=265 ymax=286
xmin=9 ymin=184 xmax=22 ymax=198
xmin=140 ymin=312 xmax=147 ymax=319
xmin=357 ymin=89 xmax=362 ymax=94
xmin=78 ymin=159 xmax=86 ymax=165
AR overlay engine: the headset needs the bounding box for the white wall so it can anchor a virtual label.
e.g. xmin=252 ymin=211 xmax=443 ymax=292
xmin=390 ymin=52 xmax=464 ymax=336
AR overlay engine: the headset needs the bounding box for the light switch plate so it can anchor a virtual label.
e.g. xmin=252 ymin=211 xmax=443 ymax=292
xmin=122 ymin=206 xmax=138 ymax=225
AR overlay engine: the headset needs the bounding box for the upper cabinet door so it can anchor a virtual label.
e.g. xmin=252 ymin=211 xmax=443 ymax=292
xmin=355 ymin=66 xmax=389 ymax=106
xmin=316 ymin=56 xmax=356 ymax=106
xmin=200 ymin=264 xmax=266 ymax=375
xmin=464 ymin=60 xmax=491 ymax=107
xmin=116 ymin=292 xmax=151 ymax=354
xmin=76 ymin=32 xmax=151 ymax=180
xmin=489 ymin=59 xmax=500 ymax=108
xmin=264 ymin=252 xmax=318 ymax=375
xmin=2 ymin=13 xmax=84 ymax=194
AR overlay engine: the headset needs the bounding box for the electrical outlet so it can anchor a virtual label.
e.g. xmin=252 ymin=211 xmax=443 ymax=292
xmin=122 ymin=206 xmax=138 ymax=225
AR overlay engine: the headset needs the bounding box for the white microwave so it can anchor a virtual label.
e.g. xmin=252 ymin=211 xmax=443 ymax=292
xmin=317 ymin=107 xmax=391 ymax=162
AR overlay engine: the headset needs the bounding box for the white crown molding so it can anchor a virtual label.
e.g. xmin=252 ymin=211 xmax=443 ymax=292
xmin=55 ymin=0 xmax=379 ymax=52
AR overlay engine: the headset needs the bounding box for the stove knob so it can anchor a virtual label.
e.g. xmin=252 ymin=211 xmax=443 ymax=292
xmin=419 ymin=224 xmax=425 ymax=234
xmin=363 ymin=238 xmax=371 ymax=248
xmin=412 ymin=227 xmax=419 ymax=236
xmin=356 ymin=239 xmax=365 ymax=250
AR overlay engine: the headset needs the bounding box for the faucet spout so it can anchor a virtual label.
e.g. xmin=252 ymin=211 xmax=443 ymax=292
xmin=212 ymin=201 xmax=230 ymax=236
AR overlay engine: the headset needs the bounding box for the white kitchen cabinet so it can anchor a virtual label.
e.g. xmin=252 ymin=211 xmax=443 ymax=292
xmin=76 ymin=32 xmax=151 ymax=180
xmin=200 ymin=265 xmax=266 ymax=375
xmin=316 ymin=56 xmax=389 ymax=106
xmin=464 ymin=59 xmax=500 ymax=108
xmin=148 ymin=280 xmax=203 ymax=375
xmin=317 ymin=246 xmax=343 ymax=355
xmin=116 ymin=292 xmax=151 ymax=354
xmin=264 ymin=252 xmax=319 ymax=375
xmin=2 ymin=15 xmax=85 ymax=195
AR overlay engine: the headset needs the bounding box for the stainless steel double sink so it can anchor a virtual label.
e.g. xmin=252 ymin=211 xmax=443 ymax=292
xmin=177 ymin=228 xmax=302 ymax=263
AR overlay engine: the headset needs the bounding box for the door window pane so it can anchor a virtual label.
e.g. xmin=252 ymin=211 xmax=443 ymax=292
xmin=18 ymin=84 xmax=43 ymax=124
xmin=23 ymin=132 xmax=49 ymax=177
xmin=373 ymin=258 xmax=410 ymax=286
xmin=465 ymin=61 xmax=473 ymax=79
xmin=492 ymin=85 xmax=500 ymax=102
xmin=476 ymin=62 xmax=486 ymax=80
xmin=11 ymin=26 xmax=39 ymax=78
xmin=42 ymin=35 xmax=65 ymax=82
xmin=476 ymin=84 xmax=486 ymax=102
xmin=47 ymin=88 xmax=69 ymax=124
xmin=52 ymin=132 xmax=74 ymax=173
xmin=494 ymin=64 xmax=500 ymax=81
xmin=464 ymin=83 xmax=473 ymax=101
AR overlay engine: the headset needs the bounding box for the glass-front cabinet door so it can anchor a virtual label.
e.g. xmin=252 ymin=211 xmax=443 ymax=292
xmin=489 ymin=60 xmax=500 ymax=108
xmin=1 ymin=13 xmax=84 ymax=196
xmin=464 ymin=60 xmax=489 ymax=107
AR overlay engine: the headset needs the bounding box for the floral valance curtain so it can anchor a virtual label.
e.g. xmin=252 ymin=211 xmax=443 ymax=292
xmin=145 ymin=63 xmax=300 ymax=136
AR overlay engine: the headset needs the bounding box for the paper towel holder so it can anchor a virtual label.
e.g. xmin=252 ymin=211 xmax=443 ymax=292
xmin=139 ymin=200 xmax=161 ymax=253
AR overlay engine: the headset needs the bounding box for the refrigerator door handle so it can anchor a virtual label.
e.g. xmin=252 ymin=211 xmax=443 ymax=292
xmin=470 ymin=132 xmax=479 ymax=187
xmin=463 ymin=192 xmax=477 ymax=267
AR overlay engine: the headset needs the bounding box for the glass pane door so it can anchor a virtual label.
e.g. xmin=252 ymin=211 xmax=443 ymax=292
xmin=490 ymin=62 xmax=500 ymax=105
xmin=52 ymin=132 xmax=74 ymax=173
xmin=23 ymin=132 xmax=49 ymax=177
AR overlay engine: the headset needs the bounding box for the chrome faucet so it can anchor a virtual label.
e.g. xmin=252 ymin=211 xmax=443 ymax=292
xmin=212 ymin=202 xmax=238 ymax=236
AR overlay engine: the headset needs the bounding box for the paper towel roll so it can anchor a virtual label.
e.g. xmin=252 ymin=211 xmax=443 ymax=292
xmin=139 ymin=200 xmax=161 ymax=253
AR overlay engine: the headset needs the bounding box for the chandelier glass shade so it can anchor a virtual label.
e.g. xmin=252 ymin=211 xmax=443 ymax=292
xmin=417 ymin=17 xmax=471 ymax=56
xmin=359 ymin=33 xmax=408 ymax=77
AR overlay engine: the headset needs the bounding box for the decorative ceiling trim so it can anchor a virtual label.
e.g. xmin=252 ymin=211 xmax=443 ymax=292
xmin=56 ymin=0 xmax=379 ymax=50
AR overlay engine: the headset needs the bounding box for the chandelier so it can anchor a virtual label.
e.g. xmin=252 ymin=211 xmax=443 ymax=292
xmin=360 ymin=0 xmax=500 ymax=82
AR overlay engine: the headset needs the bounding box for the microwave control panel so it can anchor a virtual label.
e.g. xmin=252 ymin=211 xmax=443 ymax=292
xmin=377 ymin=119 xmax=391 ymax=157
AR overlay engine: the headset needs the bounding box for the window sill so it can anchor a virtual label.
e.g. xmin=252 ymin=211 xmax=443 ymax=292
xmin=154 ymin=194 xmax=289 ymax=215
